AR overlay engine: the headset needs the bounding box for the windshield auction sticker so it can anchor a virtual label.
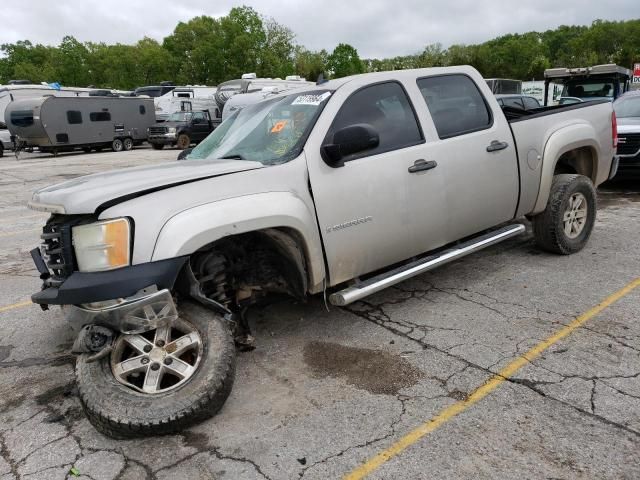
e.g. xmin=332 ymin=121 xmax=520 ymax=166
xmin=292 ymin=91 xmax=332 ymax=106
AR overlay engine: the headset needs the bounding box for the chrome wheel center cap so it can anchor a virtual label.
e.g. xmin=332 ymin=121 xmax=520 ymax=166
xmin=149 ymin=348 xmax=166 ymax=363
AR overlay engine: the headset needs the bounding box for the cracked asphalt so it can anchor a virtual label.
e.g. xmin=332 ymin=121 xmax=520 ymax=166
xmin=1 ymin=147 xmax=639 ymax=479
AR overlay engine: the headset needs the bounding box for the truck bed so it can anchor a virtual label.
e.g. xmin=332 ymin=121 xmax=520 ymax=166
xmin=505 ymin=99 xmax=613 ymax=217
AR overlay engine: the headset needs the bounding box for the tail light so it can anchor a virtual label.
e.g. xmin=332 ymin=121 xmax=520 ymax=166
xmin=612 ymin=111 xmax=618 ymax=149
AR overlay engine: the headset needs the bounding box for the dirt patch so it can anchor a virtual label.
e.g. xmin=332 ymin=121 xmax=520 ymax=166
xmin=303 ymin=341 xmax=422 ymax=395
xmin=35 ymin=381 xmax=76 ymax=405
xmin=182 ymin=431 xmax=210 ymax=451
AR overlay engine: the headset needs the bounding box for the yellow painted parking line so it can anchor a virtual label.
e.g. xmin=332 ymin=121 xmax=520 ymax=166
xmin=0 ymin=228 xmax=40 ymax=238
xmin=0 ymin=300 xmax=32 ymax=313
xmin=344 ymin=277 xmax=640 ymax=480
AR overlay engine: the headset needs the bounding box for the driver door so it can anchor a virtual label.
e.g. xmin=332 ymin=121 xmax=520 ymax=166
xmin=305 ymin=81 xmax=445 ymax=286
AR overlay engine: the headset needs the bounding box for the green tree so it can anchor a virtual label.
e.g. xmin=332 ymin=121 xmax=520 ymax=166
xmin=294 ymin=47 xmax=328 ymax=80
xmin=259 ymin=18 xmax=295 ymax=78
xmin=327 ymin=43 xmax=364 ymax=78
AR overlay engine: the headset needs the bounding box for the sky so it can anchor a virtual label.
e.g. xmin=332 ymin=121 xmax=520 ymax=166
xmin=1 ymin=0 xmax=638 ymax=59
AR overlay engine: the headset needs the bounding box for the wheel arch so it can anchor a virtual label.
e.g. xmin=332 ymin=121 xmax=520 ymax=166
xmin=531 ymin=124 xmax=602 ymax=215
xmin=152 ymin=193 xmax=326 ymax=294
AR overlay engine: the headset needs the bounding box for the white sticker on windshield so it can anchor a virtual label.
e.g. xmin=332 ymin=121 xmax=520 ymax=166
xmin=292 ymin=91 xmax=332 ymax=106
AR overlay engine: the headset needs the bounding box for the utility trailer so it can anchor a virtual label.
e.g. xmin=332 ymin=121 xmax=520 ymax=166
xmin=5 ymin=96 xmax=155 ymax=155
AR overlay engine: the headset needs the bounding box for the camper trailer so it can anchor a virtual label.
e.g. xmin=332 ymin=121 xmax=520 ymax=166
xmin=0 ymin=83 xmax=128 ymax=128
xmin=154 ymin=87 xmax=219 ymax=122
xmin=5 ymin=96 xmax=155 ymax=155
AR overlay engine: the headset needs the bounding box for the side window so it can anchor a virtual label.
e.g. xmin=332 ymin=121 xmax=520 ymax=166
xmin=10 ymin=110 xmax=34 ymax=127
xmin=325 ymin=81 xmax=423 ymax=161
xmin=139 ymin=105 xmax=146 ymax=115
xmin=192 ymin=112 xmax=205 ymax=121
xmin=522 ymin=97 xmax=540 ymax=110
xmin=417 ymin=75 xmax=492 ymax=139
xmin=67 ymin=111 xmax=82 ymax=124
xmin=89 ymin=111 xmax=111 ymax=122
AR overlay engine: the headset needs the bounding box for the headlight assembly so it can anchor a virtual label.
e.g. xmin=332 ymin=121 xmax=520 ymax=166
xmin=72 ymin=218 xmax=131 ymax=272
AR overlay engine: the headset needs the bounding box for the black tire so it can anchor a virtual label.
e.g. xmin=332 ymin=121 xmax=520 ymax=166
xmin=76 ymin=300 xmax=236 ymax=438
xmin=532 ymin=174 xmax=596 ymax=255
xmin=112 ymin=138 xmax=124 ymax=152
xmin=123 ymin=137 xmax=134 ymax=151
xmin=0 ymin=145 xmax=3 ymax=158
xmin=176 ymin=133 xmax=191 ymax=150
xmin=177 ymin=148 xmax=193 ymax=160
xmin=151 ymin=143 xmax=165 ymax=150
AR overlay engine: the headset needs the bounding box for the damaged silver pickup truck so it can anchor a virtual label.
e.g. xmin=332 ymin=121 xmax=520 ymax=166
xmin=27 ymin=66 xmax=617 ymax=437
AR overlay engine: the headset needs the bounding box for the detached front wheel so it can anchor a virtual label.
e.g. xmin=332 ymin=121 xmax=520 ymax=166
xmin=76 ymin=300 xmax=236 ymax=438
xmin=532 ymin=174 xmax=596 ymax=254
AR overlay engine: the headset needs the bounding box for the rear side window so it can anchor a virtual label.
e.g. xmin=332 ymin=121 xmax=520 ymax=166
xmin=10 ymin=110 xmax=34 ymax=127
xmin=417 ymin=75 xmax=492 ymax=139
xmin=67 ymin=111 xmax=82 ymax=124
xmin=326 ymin=81 xmax=423 ymax=161
xmin=90 ymin=111 xmax=111 ymax=122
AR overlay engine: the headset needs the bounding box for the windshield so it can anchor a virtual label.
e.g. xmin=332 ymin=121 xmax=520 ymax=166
xmin=188 ymin=90 xmax=331 ymax=165
xmin=614 ymin=96 xmax=640 ymax=118
xmin=168 ymin=112 xmax=193 ymax=122
xmin=562 ymin=78 xmax=614 ymax=99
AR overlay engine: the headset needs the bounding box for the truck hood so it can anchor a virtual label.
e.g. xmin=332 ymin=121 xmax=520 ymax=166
xmin=30 ymin=159 xmax=265 ymax=214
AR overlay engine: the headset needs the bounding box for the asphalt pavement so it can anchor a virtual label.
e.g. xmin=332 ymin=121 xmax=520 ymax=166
xmin=0 ymin=147 xmax=638 ymax=480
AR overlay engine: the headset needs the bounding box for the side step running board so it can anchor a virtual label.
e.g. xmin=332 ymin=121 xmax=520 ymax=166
xmin=329 ymin=224 xmax=526 ymax=306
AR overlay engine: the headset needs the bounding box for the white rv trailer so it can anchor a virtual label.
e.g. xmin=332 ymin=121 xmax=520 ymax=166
xmin=216 ymin=74 xmax=313 ymax=120
xmin=154 ymin=86 xmax=218 ymax=121
xmin=5 ymin=96 xmax=155 ymax=155
xmin=0 ymin=83 xmax=128 ymax=129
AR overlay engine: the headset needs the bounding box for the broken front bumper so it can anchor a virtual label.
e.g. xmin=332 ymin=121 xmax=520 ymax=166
xmin=30 ymin=249 xmax=187 ymax=306
xmin=63 ymin=287 xmax=179 ymax=334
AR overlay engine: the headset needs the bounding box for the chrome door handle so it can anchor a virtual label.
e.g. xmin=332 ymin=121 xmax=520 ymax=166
xmin=408 ymin=159 xmax=437 ymax=173
xmin=487 ymin=140 xmax=509 ymax=152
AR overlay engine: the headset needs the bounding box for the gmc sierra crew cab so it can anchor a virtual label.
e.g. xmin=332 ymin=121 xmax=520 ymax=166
xmin=26 ymin=66 xmax=617 ymax=437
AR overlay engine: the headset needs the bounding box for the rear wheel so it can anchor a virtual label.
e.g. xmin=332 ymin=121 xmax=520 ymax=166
xmin=532 ymin=174 xmax=596 ymax=254
xmin=0 ymin=145 xmax=3 ymax=158
xmin=123 ymin=138 xmax=134 ymax=151
xmin=151 ymin=143 xmax=165 ymax=150
xmin=76 ymin=300 xmax=236 ymax=438
xmin=112 ymin=138 xmax=124 ymax=152
xmin=176 ymin=133 xmax=191 ymax=150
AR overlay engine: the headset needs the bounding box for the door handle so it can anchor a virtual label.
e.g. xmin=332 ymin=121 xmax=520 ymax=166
xmin=408 ymin=159 xmax=437 ymax=173
xmin=486 ymin=140 xmax=509 ymax=152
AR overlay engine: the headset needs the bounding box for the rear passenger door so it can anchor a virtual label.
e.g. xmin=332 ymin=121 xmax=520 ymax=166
xmin=415 ymin=74 xmax=519 ymax=241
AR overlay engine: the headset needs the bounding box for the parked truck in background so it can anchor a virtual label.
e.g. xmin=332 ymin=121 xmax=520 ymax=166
xmin=148 ymin=110 xmax=219 ymax=150
xmin=544 ymin=64 xmax=632 ymax=105
xmin=26 ymin=66 xmax=616 ymax=438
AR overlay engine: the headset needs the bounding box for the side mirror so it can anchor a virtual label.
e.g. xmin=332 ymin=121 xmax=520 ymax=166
xmin=321 ymin=123 xmax=380 ymax=167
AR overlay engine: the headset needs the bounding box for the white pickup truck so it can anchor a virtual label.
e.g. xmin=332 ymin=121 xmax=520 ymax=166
xmin=27 ymin=66 xmax=617 ymax=437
